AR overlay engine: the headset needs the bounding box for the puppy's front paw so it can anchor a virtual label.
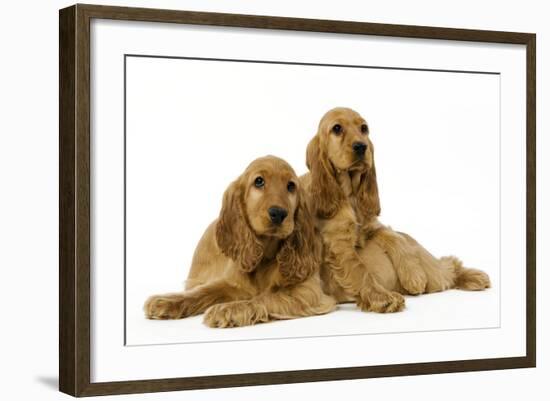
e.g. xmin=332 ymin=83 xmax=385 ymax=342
xmin=203 ymin=301 xmax=269 ymax=328
xmin=357 ymin=289 xmax=405 ymax=313
xmin=144 ymin=294 xmax=192 ymax=320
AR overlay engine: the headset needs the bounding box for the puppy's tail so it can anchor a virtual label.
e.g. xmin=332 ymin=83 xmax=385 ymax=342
xmin=439 ymin=256 xmax=491 ymax=291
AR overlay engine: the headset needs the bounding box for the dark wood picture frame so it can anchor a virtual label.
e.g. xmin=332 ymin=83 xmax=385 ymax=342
xmin=59 ymin=3 xmax=536 ymax=397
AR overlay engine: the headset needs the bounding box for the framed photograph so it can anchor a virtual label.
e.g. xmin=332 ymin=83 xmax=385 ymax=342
xmin=59 ymin=4 xmax=536 ymax=397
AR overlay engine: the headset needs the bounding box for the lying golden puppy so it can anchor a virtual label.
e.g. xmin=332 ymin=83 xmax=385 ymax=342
xmin=144 ymin=156 xmax=336 ymax=327
xmin=301 ymin=107 xmax=490 ymax=313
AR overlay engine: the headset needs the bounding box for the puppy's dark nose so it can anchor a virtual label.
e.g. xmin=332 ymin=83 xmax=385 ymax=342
xmin=268 ymin=206 xmax=288 ymax=225
xmin=352 ymin=142 xmax=367 ymax=156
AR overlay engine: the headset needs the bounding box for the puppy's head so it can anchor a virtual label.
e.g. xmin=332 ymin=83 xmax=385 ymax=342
xmin=216 ymin=156 xmax=319 ymax=285
xmin=240 ymin=156 xmax=300 ymax=239
xmin=307 ymin=107 xmax=380 ymax=219
xmin=316 ymin=107 xmax=374 ymax=172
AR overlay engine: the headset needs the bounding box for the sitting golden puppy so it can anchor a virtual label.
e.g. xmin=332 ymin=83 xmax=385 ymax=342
xmin=144 ymin=156 xmax=336 ymax=327
xmin=301 ymin=107 xmax=490 ymax=313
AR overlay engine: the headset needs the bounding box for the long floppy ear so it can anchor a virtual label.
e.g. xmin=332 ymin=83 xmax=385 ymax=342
xmin=215 ymin=180 xmax=263 ymax=272
xmin=357 ymin=153 xmax=381 ymax=219
xmin=306 ymin=135 xmax=345 ymax=218
xmin=277 ymin=195 xmax=321 ymax=287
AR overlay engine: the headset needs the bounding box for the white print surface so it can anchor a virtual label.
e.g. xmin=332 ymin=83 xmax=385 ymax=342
xmin=91 ymin=19 xmax=526 ymax=382
xmin=125 ymin=56 xmax=500 ymax=346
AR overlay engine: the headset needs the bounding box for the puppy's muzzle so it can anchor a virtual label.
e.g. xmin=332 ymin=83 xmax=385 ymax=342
xmin=352 ymin=141 xmax=367 ymax=158
xmin=268 ymin=206 xmax=288 ymax=225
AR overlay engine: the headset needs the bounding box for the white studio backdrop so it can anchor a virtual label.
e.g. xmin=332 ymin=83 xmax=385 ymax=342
xmin=125 ymin=56 xmax=501 ymax=345
xmin=89 ymin=18 xmax=525 ymax=382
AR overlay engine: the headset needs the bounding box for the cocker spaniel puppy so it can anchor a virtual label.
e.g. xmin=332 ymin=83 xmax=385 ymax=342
xmin=144 ymin=156 xmax=336 ymax=327
xmin=301 ymin=107 xmax=490 ymax=313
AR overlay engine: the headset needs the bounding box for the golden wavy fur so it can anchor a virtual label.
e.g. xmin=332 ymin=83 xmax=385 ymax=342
xmin=300 ymin=107 xmax=491 ymax=312
xmin=144 ymin=156 xmax=336 ymax=327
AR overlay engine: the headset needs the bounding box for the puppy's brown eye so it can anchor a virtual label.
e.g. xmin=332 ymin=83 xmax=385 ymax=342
xmin=361 ymin=124 xmax=368 ymax=134
xmin=254 ymin=176 xmax=265 ymax=188
xmin=332 ymin=124 xmax=342 ymax=135
xmin=287 ymin=181 xmax=296 ymax=193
